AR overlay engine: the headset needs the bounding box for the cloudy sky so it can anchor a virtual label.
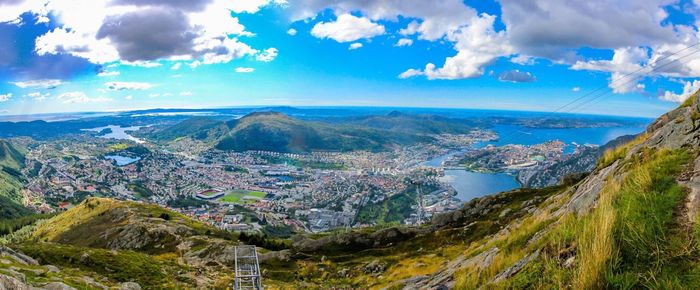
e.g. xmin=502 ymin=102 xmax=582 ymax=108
xmin=1 ymin=0 xmax=700 ymax=117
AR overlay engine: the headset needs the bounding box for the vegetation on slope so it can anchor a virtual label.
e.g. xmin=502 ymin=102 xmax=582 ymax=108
xmin=0 ymin=140 xmax=26 ymax=205
xmin=216 ymin=112 xmax=432 ymax=153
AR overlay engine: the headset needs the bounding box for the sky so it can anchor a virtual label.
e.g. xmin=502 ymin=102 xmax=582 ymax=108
xmin=2 ymin=1 xmax=700 ymax=117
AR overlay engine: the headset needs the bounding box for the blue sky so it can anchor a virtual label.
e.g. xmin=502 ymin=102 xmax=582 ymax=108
xmin=1 ymin=0 xmax=700 ymax=117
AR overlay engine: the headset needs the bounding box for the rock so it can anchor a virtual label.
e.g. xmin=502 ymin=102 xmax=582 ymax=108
xmin=41 ymin=282 xmax=76 ymax=290
xmin=44 ymin=265 xmax=60 ymax=273
xmin=499 ymin=208 xmax=512 ymax=218
xmin=492 ymin=250 xmax=540 ymax=283
xmin=363 ymin=260 xmax=386 ymax=274
xmin=0 ymin=259 xmax=10 ymax=265
xmin=0 ymin=246 xmax=39 ymax=266
xmin=562 ymin=256 xmax=575 ymax=269
xmin=566 ymin=161 xmax=619 ymax=215
xmin=0 ymin=274 xmax=28 ymax=290
xmin=119 ymin=282 xmax=142 ymax=290
xmin=79 ymin=253 xmax=91 ymax=264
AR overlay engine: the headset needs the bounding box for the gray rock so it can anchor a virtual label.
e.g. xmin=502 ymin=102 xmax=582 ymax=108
xmin=0 ymin=274 xmax=29 ymax=290
xmin=566 ymin=161 xmax=619 ymax=215
xmin=41 ymin=282 xmax=76 ymax=290
xmin=119 ymin=282 xmax=142 ymax=290
xmin=492 ymin=250 xmax=540 ymax=283
xmin=44 ymin=266 xmax=60 ymax=274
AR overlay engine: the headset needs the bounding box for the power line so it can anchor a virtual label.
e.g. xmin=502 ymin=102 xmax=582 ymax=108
xmin=488 ymin=42 xmax=700 ymax=145
xmin=562 ymin=46 xmax=700 ymax=114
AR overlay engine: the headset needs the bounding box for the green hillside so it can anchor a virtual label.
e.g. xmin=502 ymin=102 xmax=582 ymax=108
xmin=0 ymin=140 xmax=26 ymax=204
xmin=346 ymin=111 xmax=478 ymax=134
xmin=151 ymin=116 xmax=230 ymax=143
xmin=216 ymin=112 xmax=432 ymax=153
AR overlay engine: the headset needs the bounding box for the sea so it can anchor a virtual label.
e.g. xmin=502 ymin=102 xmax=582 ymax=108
xmin=422 ymin=118 xmax=649 ymax=202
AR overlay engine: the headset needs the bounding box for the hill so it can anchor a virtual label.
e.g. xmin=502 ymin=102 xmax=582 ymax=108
xmin=344 ymin=111 xmax=478 ymax=134
xmin=150 ymin=116 xmax=229 ymax=143
xmin=154 ymin=111 xmax=481 ymax=153
xmin=0 ymin=140 xmax=26 ymax=205
xmin=216 ymin=112 xmax=430 ymax=153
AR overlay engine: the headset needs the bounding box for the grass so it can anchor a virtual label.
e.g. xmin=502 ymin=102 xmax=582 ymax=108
xmin=16 ymin=242 xmax=191 ymax=288
xmin=219 ymin=190 xmax=266 ymax=204
xmin=597 ymin=132 xmax=648 ymax=169
xmin=108 ymin=143 xmax=129 ymax=151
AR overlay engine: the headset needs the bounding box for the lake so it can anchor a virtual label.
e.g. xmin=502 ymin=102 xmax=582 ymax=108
xmin=105 ymin=155 xmax=141 ymax=166
xmin=83 ymin=125 xmax=145 ymax=144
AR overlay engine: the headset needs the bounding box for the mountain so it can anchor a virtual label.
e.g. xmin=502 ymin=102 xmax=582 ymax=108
xmin=0 ymin=140 xmax=26 ymax=205
xmin=343 ymin=111 xmax=479 ymax=134
xmin=155 ymin=111 xmax=484 ymax=153
xmin=151 ymin=116 xmax=229 ymax=143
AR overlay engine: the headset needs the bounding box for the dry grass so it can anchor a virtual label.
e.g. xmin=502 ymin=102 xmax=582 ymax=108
xmin=573 ymin=178 xmax=620 ymax=289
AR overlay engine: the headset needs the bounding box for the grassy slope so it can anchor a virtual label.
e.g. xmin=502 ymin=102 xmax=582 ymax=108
xmin=0 ymin=140 xmax=26 ymax=205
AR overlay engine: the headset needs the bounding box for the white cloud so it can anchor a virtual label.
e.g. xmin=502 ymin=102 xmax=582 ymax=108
xmin=398 ymin=68 xmax=424 ymax=79
xmin=25 ymin=0 xmax=263 ymax=67
xmin=571 ymin=47 xmax=649 ymax=93
xmin=235 ymin=67 xmax=255 ymax=73
xmin=122 ymin=61 xmax=162 ymax=68
xmin=105 ymin=82 xmax=154 ymax=90
xmin=421 ymin=14 xmax=514 ymax=80
xmin=26 ymin=92 xmax=49 ymax=101
xmin=287 ymin=28 xmax=298 ymax=36
xmin=148 ymin=93 xmax=161 ymax=98
xmin=228 ymin=0 xmax=286 ymax=14
xmin=572 ymin=87 xmax=581 ymax=92
xmin=179 ymin=91 xmax=193 ymax=96
xmin=0 ymin=93 xmax=11 ymax=102
xmin=256 ymin=48 xmax=278 ymax=62
xmin=11 ymin=79 xmax=62 ymax=89
xmin=292 ymin=0 xmax=476 ymax=41
xmin=660 ymin=80 xmax=700 ymax=103
xmin=349 ymin=42 xmax=363 ymax=50
xmin=0 ymin=0 xmax=47 ymax=25
xmin=499 ymin=0 xmax=676 ymax=60
xmin=97 ymin=70 xmax=120 ymax=77
xmin=311 ymin=13 xmax=385 ymax=43
xmin=57 ymin=91 xmax=112 ymax=104
xmin=125 ymin=95 xmax=133 ymax=100
xmin=395 ymin=38 xmax=413 ymax=47
xmin=171 ymin=63 xmax=182 ymax=70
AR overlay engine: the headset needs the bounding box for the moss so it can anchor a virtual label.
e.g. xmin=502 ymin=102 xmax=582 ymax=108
xmin=16 ymin=242 xmax=189 ymax=288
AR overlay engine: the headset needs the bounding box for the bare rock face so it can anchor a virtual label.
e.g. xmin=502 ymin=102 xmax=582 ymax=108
xmin=0 ymin=246 xmax=39 ymax=266
xmin=566 ymin=160 xmax=619 ymax=215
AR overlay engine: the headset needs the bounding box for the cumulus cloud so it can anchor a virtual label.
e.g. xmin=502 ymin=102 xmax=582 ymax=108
xmin=26 ymin=92 xmax=49 ymax=101
xmin=571 ymin=47 xmax=649 ymax=93
xmin=97 ymin=70 xmax=120 ymax=77
xmin=105 ymin=81 xmax=154 ymax=90
xmin=572 ymin=87 xmax=581 ymax=92
xmin=179 ymin=91 xmax=193 ymax=96
xmin=0 ymin=93 xmax=11 ymax=102
xmin=287 ymin=28 xmax=297 ymax=36
xmin=398 ymin=68 xmax=423 ymax=79
xmin=235 ymin=67 xmax=255 ymax=73
xmin=498 ymin=70 xmax=536 ymax=83
xmin=395 ymin=38 xmax=413 ymax=47
xmin=57 ymin=91 xmax=112 ymax=104
xmin=256 ymin=48 xmax=278 ymax=62
xmin=11 ymin=79 xmax=62 ymax=89
xmin=291 ymin=0 xmax=476 ymax=41
xmin=311 ymin=13 xmax=385 ymax=42
xmin=499 ymin=0 xmax=675 ymax=61
xmin=660 ymin=80 xmax=700 ymax=103
xmin=24 ymin=0 xmax=265 ymax=67
xmin=349 ymin=43 xmax=362 ymax=50
xmin=420 ymin=14 xmax=514 ymax=80
xmin=171 ymin=63 xmax=182 ymax=70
